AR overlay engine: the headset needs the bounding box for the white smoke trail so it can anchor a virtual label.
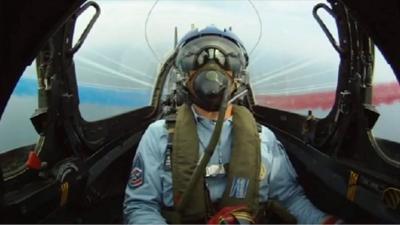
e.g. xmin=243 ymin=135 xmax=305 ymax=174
xmin=76 ymin=56 xmax=153 ymax=87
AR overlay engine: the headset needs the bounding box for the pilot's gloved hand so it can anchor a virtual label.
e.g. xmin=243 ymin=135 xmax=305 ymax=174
xmin=321 ymin=215 xmax=345 ymax=224
xmin=207 ymin=205 xmax=255 ymax=224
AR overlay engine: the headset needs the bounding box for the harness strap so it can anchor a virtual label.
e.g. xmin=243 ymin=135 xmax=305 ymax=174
xmin=162 ymin=104 xmax=262 ymax=223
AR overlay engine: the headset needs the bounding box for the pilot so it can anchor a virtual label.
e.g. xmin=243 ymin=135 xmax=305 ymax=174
xmin=123 ymin=26 xmax=342 ymax=224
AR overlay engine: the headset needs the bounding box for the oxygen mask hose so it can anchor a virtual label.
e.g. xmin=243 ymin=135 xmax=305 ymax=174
xmin=176 ymin=83 xmax=231 ymax=212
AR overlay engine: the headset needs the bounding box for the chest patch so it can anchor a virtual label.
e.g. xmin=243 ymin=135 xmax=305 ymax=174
xmin=229 ymin=177 xmax=249 ymax=199
xmin=259 ymin=164 xmax=267 ymax=180
xmin=129 ymin=153 xmax=144 ymax=188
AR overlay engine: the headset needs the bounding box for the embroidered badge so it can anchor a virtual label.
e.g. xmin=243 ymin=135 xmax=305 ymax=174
xmin=164 ymin=148 xmax=171 ymax=171
xmin=229 ymin=177 xmax=249 ymax=199
xmin=129 ymin=153 xmax=144 ymax=188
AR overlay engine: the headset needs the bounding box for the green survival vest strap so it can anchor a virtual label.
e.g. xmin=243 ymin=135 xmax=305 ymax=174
xmin=170 ymin=104 xmax=208 ymax=222
xmin=219 ymin=105 xmax=261 ymax=212
xmin=164 ymin=104 xmax=261 ymax=223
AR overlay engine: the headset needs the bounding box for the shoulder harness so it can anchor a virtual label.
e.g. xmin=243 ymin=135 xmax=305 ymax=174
xmin=162 ymin=104 xmax=262 ymax=223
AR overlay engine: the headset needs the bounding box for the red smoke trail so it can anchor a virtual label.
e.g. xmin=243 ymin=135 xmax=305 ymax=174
xmin=255 ymin=82 xmax=400 ymax=110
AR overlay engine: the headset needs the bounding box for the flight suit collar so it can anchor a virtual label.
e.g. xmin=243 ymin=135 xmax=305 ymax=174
xmin=191 ymin=105 xmax=233 ymax=129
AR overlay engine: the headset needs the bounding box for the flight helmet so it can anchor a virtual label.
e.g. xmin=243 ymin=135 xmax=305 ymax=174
xmin=174 ymin=25 xmax=249 ymax=111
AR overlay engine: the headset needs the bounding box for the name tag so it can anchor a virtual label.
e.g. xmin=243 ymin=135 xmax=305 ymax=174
xmin=205 ymin=164 xmax=226 ymax=177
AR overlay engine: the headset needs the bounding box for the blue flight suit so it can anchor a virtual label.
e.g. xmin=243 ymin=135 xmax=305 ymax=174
xmin=124 ymin=109 xmax=328 ymax=224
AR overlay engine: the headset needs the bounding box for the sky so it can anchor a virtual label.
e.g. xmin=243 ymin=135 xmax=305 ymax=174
xmin=72 ymin=0 xmax=341 ymax=93
xmin=21 ymin=0 xmax=396 ymax=93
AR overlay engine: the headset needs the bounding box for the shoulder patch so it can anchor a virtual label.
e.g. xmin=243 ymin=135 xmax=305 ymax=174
xmin=129 ymin=153 xmax=144 ymax=188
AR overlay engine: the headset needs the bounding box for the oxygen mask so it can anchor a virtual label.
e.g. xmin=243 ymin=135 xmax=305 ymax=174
xmin=188 ymin=63 xmax=233 ymax=111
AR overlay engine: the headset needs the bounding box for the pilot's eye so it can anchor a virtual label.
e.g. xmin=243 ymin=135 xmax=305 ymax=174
xmin=208 ymin=48 xmax=215 ymax=59
xmin=197 ymin=50 xmax=208 ymax=65
xmin=214 ymin=49 xmax=226 ymax=66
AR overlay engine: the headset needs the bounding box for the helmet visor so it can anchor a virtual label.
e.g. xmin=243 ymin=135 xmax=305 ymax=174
xmin=175 ymin=36 xmax=247 ymax=75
